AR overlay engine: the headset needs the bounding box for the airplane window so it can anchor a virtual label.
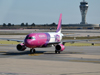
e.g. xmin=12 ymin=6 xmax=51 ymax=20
xmin=28 ymin=37 xmax=32 ymax=39
xmin=25 ymin=36 xmax=29 ymax=39
xmin=32 ymin=37 xmax=36 ymax=40
xmin=25 ymin=36 xmax=35 ymax=40
xmin=25 ymin=36 xmax=32 ymax=39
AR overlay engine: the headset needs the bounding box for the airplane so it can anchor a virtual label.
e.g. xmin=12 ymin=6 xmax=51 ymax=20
xmin=0 ymin=14 xmax=98 ymax=54
xmin=18 ymin=13 xmax=64 ymax=54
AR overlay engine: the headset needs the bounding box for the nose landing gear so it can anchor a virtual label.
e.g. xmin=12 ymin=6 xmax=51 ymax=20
xmin=30 ymin=48 xmax=36 ymax=54
xmin=55 ymin=50 xmax=60 ymax=54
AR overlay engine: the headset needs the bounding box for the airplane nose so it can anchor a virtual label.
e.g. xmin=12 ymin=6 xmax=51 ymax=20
xmin=24 ymin=39 xmax=32 ymax=47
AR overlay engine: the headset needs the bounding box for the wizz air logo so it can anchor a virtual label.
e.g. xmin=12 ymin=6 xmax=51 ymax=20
xmin=55 ymin=35 xmax=60 ymax=42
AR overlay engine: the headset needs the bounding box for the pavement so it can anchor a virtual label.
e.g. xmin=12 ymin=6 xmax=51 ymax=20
xmin=0 ymin=29 xmax=100 ymax=37
xmin=0 ymin=29 xmax=100 ymax=75
xmin=0 ymin=58 xmax=100 ymax=75
xmin=0 ymin=45 xmax=100 ymax=75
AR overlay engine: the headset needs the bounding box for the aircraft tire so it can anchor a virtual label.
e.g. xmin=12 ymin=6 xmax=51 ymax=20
xmin=30 ymin=49 xmax=36 ymax=54
xmin=55 ymin=50 xmax=57 ymax=54
xmin=58 ymin=51 xmax=60 ymax=54
xmin=55 ymin=50 xmax=60 ymax=54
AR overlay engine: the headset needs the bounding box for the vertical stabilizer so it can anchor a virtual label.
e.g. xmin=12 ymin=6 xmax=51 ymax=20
xmin=56 ymin=14 xmax=62 ymax=33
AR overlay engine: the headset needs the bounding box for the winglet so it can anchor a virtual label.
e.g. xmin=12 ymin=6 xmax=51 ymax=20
xmin=56 ymin=13 xmax=62 ymax=33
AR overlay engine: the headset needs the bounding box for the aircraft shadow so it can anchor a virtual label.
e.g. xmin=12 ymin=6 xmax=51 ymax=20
xmin=44 ymin=51 xmax=83 ymax=54
xmin=1 ymin=51 xmax=83 ymax=56
xmin=2 ymin=51 xmax=46 ymax=56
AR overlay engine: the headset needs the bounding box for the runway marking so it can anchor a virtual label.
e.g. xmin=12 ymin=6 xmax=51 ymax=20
xmin=28 ymin=53 xmax=43 ymax=56
xmin=70 ymin=60 xmax=100 ymax=64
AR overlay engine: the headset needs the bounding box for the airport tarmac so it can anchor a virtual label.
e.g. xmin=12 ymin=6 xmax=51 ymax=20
xmin=0 ymin=29 xmax=100 ymax=75
xmin=0 ymin=29 xmax=100 ymax=37
xmin=0 ymin=44 xmax=100 ymax=75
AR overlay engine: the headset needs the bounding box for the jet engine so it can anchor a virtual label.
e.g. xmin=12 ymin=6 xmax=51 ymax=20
xmin=55 ymin=44 xmax=65 ymax=51
xmin=16 ymin=43 xmax=26 ymax=51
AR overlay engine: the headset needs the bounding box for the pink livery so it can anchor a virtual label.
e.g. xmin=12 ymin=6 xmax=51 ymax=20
xmin=16 ymin=13 xmax=65 ymax=54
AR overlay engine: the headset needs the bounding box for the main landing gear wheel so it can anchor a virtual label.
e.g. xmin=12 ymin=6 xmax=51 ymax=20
xmin=30 ymin=49 xmax=36 ymax=54
xmin=55 ymin=50 xmax=60 ymax=54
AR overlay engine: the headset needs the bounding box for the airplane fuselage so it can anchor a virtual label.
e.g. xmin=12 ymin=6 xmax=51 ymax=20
xmin=24 ymin=32 xmax=63 ymax=48
xmin=16 ymin=14 xmax=65 ymax=54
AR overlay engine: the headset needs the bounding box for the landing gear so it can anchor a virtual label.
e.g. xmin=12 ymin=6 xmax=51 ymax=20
xmin=30 ymin=48 xmax=36 ymax=54
xmin=55 ymin=50 xmax=60 ymax=54
xmin=55 ymin=50 xmax=57 ymax=54
xmin=58 ymin=51 xmax=60 ymax=54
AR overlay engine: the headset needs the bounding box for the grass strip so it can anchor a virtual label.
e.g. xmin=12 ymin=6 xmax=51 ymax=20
xmin=0 ymin=40 xmax=20 ymax=45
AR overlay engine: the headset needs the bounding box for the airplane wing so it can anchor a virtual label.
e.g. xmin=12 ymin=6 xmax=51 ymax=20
xmin=46 ymin=38 xmax=99 ymax=45
xmin=62 ymin=39 xmax=100 ymax=45
xmin=47 ymin=42 xmax=60 ymax=45
xmin=63 ymin=34 xmax=80 ymax=37
xmin=0 ymin=38 xmax=24 ymax=42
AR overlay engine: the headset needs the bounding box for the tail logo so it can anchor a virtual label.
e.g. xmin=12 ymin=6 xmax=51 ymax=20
xmin=55 ymin=35 xmax=60 ymax=42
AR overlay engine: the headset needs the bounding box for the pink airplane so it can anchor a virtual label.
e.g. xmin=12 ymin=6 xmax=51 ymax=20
xmin=17 ymin=13 xmax=65 ymax=54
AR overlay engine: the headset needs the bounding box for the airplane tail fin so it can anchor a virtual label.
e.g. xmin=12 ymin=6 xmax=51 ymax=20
xmin=56 ymin=13 xmax=62 ymax=33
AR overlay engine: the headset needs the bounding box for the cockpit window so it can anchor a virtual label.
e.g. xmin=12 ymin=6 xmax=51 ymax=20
xmin=28 ymin=37 xmax=32 ymax=39
xmin=25 ymin=36 xmax=29 ymax=39
xmin=25 ymin=36 xmax=36 ymax=40
xmin=32 ymin=37 xmax=36 ymax=40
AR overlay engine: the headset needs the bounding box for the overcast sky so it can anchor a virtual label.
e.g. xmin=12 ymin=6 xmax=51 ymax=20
xmin=0 ymin=0 xmax=100 ymax=24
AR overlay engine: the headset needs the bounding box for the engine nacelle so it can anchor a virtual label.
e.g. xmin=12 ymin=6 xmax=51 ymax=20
xmin=16 ymin=43 xmax=26 ymax=51
xmin=55 ymin=44 xmax=65 ymax=51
